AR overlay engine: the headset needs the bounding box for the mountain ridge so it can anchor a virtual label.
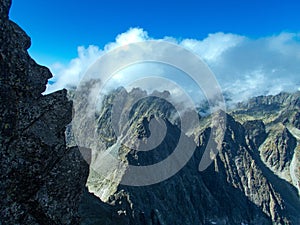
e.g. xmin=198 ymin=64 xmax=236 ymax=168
xmin=1 ymin=0 xmax=300 ymax=223
xmin=75 ymin=87 xmax=300 ymax=224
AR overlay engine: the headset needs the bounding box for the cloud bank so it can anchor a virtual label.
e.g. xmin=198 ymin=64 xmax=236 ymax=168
xmin=45 ymin=28 xmax=300 ymax=105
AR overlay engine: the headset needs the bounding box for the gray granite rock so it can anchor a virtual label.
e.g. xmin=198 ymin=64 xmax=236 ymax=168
xmin=0 ymin=1 xmax=89 ymax=224
xmin=292 ymin=112 xmax=300 ymax=129
xmin=244 ymin=120 xmax=267 ymax=150
xmin=76 ymin=88 xmax=273 ymax=225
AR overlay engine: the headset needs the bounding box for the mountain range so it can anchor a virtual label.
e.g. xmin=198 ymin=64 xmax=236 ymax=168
xmin=1 ymin=1 xmax=299 ymax=224
xmin=75 ymin=87 xmax=300 ymax=225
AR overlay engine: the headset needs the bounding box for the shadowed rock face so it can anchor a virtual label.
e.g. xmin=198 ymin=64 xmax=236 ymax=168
xmin=0 ymin=1 xmax=89 ymax=224
xmin=75 ymin=88 xmax=271 ymax=225
xmin=2 ymin=0 xmax=299 ymax=224
xmin=260 ymin=127 xmax=296 ymax=172
xmin=244 ymin=120 xmax=267 ymax=150
xmin=204 ymin=115 xmax=299 ymax=224
xmin=76 ymin=87 xmax=300 ymax=225
xmin=292 ymin=112 xmax=300 ymax=129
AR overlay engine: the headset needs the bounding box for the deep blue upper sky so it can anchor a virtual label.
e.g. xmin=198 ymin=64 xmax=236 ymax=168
xmin=10 ymin=0 xmax=300 ymax=66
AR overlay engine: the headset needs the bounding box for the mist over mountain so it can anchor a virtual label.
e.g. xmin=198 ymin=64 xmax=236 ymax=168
xmin=45 ymin=28 xmax=300 ymax=106
xmin=1 ymin=1 xmax=300 ymax=225
xmin=74 ymin=86 xmax=300 ymax=225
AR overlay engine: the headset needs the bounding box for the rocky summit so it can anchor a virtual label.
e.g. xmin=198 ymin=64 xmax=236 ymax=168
xmin=76 ymin=87 xmax=300 ymax=225
xmin=1 ymin=1 xmax=300 ymax=225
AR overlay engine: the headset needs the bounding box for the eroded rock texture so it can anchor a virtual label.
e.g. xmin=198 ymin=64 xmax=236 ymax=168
xmin=76 ymin=88 xmax=272 ymax=225
xmin=0 ymin=0 xmax=89 ymax=224
xmin=77 ymin=88 xmax=300 ymax=225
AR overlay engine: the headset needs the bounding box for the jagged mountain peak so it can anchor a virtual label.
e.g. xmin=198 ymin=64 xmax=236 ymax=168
xmin=75 ymin=86 xmax=300 ymax=224
xmin=2 ymin=0 xmax=300 ymax=223
xmin=238 ymin=91 xmax=300 ymax=108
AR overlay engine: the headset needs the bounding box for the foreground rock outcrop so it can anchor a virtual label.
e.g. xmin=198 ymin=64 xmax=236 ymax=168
xmin=0 ymin=1 xmax=89 ymax=224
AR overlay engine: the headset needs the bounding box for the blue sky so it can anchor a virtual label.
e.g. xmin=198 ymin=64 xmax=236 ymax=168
xmin=10 ymin=0 xmax=300 ymax=65
xmin=9 ymin=0 xmax=300 ymax=104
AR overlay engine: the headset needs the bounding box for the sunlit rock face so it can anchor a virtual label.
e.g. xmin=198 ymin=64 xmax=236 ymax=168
xmin=76 ymin=85 xmax=300 ymax=224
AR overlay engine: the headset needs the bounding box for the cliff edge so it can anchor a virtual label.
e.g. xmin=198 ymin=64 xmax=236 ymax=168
xmin=0 ymin=0 xmax=89 ymax=224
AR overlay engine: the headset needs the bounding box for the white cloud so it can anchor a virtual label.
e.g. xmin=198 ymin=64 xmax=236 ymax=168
xmin=45 ymin=28 xmax=150 ymax=94
xmin=46 ymin=45 xmax=103 ymax=93
xmin=45 ymin=28 xmax=300 ymax=106
xmin=105 ymin=27 xmax=150 ymax=51
xmin=209 ymin=32 xmax=300 ymax=104
xmin=180 ymin=32 xmax=244 ymax=62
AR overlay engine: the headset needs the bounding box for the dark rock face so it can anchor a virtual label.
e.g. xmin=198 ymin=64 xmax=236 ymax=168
xmin=236 ymin=92 xmax=300 ymax=111
xmin=243 ymin=120 xmax=267 ymax=150
xmin=292 ymin=112 xmax=300 ymax=129
xmin=119 ymin=127 xmax=270 ymax=224
xmin=76 ymin=88 xmax=271 ymax=225
xmin=0 ymin=0 xmax=10 ymax=20
xmin=209 ymin=115 xmax=299 ymax=224
xmin=260 ymin=127 xmax=297 ymax=172
xmin=0 ymin=1 xmax=89 ymax=224
xmin=77 ymin=87 xmax=300 ymax=225
xmin=4 ymin=0 xmax=298 ymax=223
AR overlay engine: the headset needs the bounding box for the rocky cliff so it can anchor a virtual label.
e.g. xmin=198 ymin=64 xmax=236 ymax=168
xmin=76 ymin=87 xmax=300 ymax=225
xmin=0 ymin=1 xmax=89 ymax=224
xmin=232 ymin=91 xmax=300 ymax=192
xmin=2 ymin=1 xmax=300 ymax=224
